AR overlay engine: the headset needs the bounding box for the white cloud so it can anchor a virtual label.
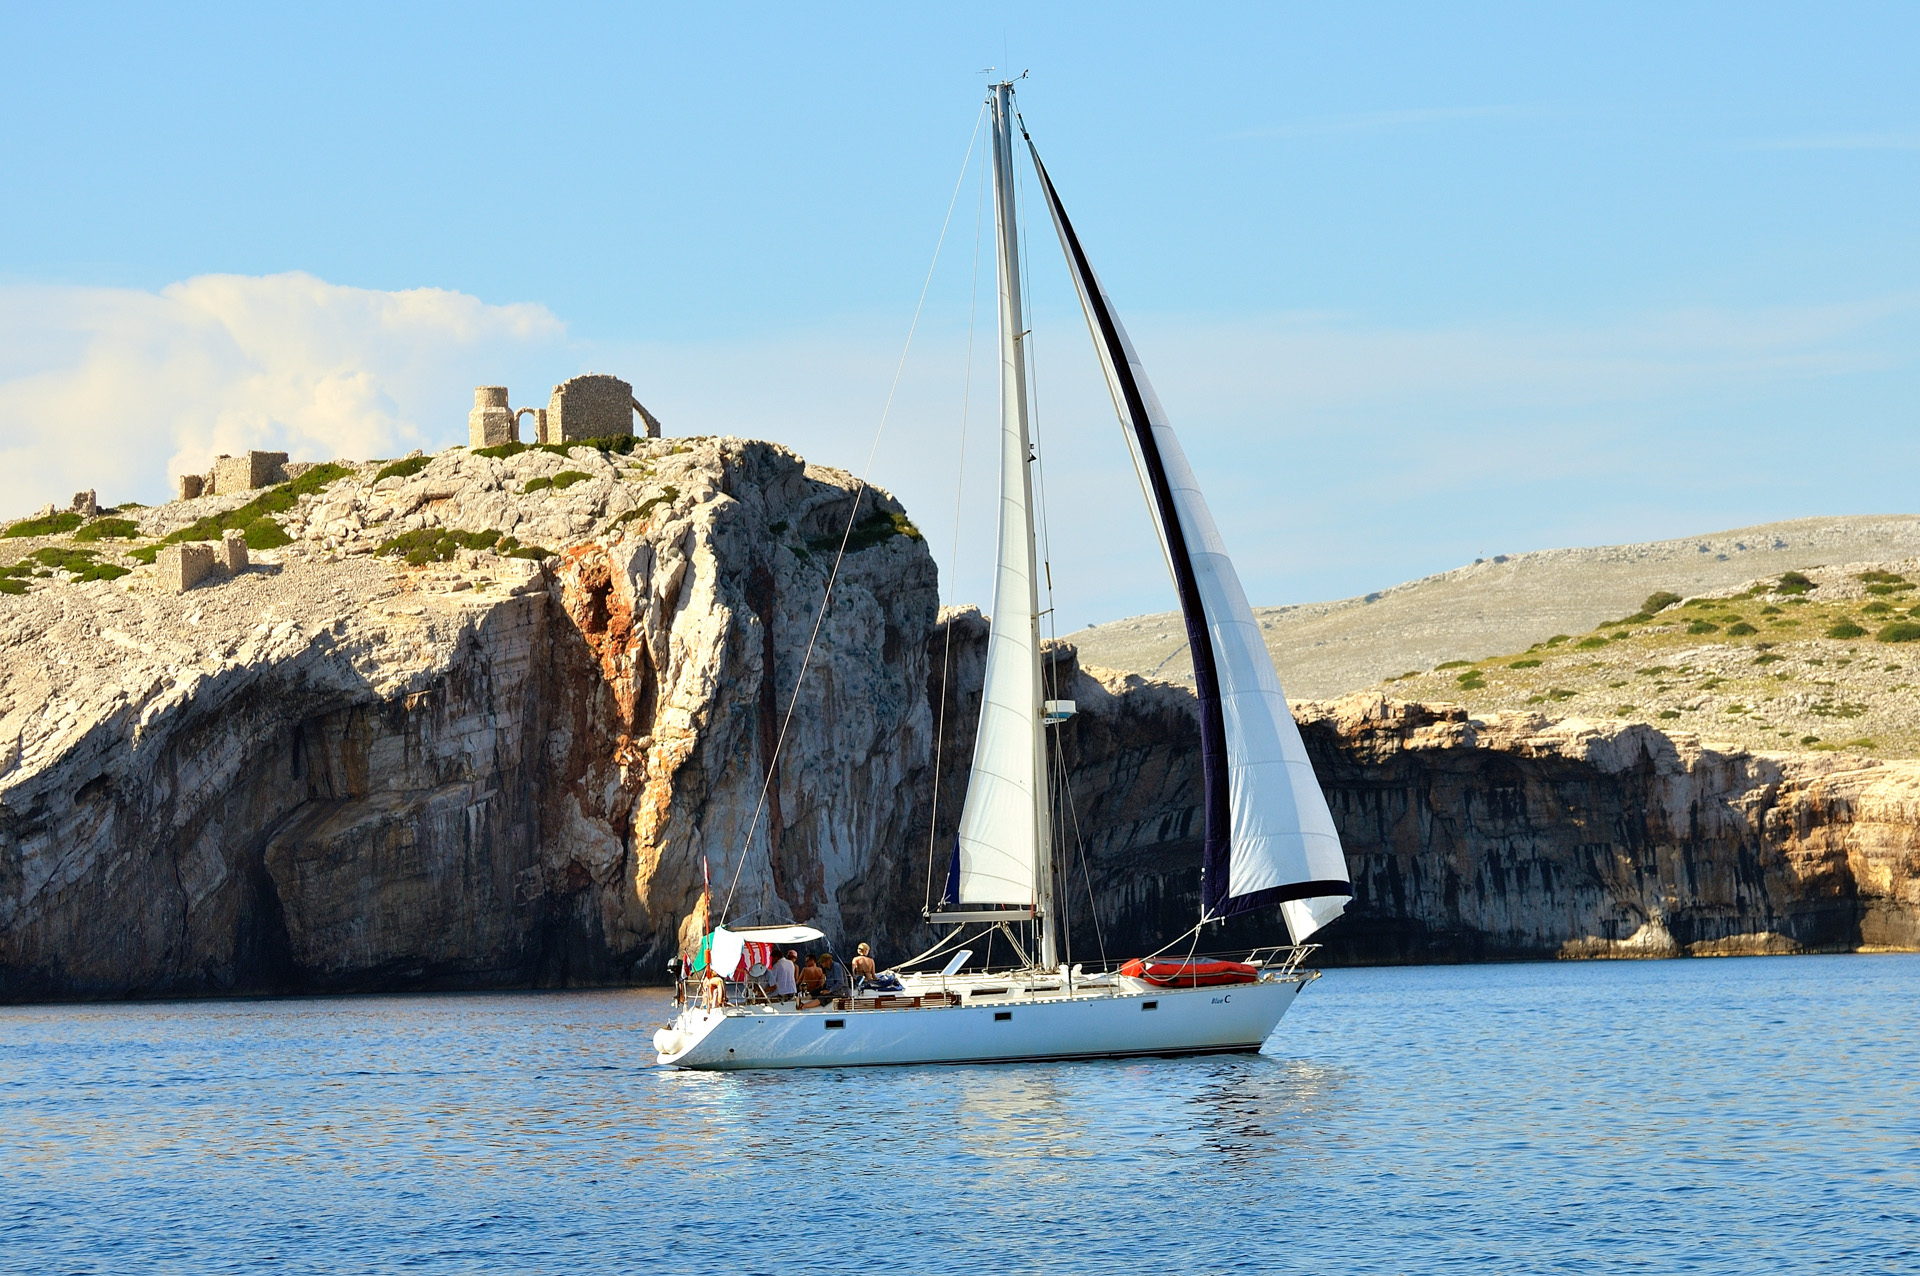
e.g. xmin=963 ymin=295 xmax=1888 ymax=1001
xmin=4 ymin=271 xmax=1911 ymax=629
xmin=0 ymin=272 xmax=564 ymax=513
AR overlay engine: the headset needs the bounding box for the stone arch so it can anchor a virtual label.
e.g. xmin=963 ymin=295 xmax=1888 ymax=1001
xmin=514 ymin=407 xmax=548 ymax=444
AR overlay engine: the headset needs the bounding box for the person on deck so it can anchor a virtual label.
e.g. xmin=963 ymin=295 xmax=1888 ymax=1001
xmin=701 ymin=964 xmax=727 ymax=1010
xmin=771 ymin=950 xmax=798 ymax=1001
xmin=798 ymin=956 xmax=825 ymax=1004
xmin=818 ymin=952 xmax=848 ymax=998
xmin=851 ymin=943 xmax=877 ymax=988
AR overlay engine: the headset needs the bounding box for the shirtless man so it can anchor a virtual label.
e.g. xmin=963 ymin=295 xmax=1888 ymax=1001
xmin=798 ymin=956 xmax=826 ymax=1006
xmin=701 ymin=965 xmax=727 ymax=1009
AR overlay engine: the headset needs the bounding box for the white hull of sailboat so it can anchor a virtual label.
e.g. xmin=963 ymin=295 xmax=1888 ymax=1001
xmin=653 ymin=976 xmax=1304 ymax=1071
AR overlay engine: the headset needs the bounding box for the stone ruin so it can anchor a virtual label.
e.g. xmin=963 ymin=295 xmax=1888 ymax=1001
xmin=177 ymin=450 xmax=309 ymax=502
xmin=27 ymin=490 xmax=100 ymax=520
xmin=468 ymin=387 xmax=518 ymax=448
xmin=157 ymin=530 xmax=247 ymax=594
xmin=466 ymin=374 xmax=663 ymax=448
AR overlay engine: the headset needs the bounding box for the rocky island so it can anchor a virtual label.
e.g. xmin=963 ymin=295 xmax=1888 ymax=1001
xmin=2 ymin=398 xmax=1917 ymax=1001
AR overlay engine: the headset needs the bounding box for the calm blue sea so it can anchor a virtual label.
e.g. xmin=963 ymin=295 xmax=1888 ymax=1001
xmin=2 ymin=954 xmax=1915 ymax=1275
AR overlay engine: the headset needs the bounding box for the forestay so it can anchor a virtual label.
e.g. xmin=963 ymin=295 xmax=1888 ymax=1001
xmin=1024 ymin=139 xmax=1352 ymax=941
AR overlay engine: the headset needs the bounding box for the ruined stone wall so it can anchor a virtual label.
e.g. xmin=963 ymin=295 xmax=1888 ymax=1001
xmin=211 ymin=452 xmax=288 ymax=494
xmin=547 ymin=374 xmax=633 ymax=443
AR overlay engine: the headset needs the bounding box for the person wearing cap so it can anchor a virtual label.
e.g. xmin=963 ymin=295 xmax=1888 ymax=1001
xmin=818 ymin=951 xmax=847 ymax=998
xmin=772 ymin=949 xmax=798 ymax=1000
xmin=851 ymin=943 xmax=877 ymax=988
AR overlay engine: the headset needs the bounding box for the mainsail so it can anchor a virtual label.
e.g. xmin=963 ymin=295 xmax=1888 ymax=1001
xmin=1024 ymin=137 xmax=1352 ymax=941
xmin=952 ymin=84 xmax=1055 ymax=959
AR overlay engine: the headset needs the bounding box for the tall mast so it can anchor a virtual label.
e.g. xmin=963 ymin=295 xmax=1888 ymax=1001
xmin=990 ymin=82 xmax=1057 ymax=969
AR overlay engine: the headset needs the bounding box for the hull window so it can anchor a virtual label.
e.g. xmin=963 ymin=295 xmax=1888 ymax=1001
xmin=994 ymin=1011 xmax=1013 ymax=1022
xmin=824 ymin=1019 xmax=845 ymax=1030
xmin=1142 ymin=1001 xmax=1158 ymax=1011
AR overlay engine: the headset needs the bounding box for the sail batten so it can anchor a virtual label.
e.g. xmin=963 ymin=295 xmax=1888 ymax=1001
xmin=1024 ymin=137 xmax=1351 ymax=939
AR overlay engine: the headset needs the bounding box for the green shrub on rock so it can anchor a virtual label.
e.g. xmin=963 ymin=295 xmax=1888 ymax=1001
xmin=375 ymin=527 xmax=550 ymax=566
xmin=1776 ymin=571 xmax=1815 ymax=595
xmin=549 ymin=470 xmax=591 ymax=491
xmin=244 ymin=516 xmax=292 ymax=550
xmin=806 ymin=509 xmax=924 ymax=555
xmin=158 ymin=463 xmax=350 ymax=549
xmin=374 ymin=456 xmax=432 ymax=483
xmin=31 ymin=546 xmax=96 ymax=572
xmin=74 ymin=518 xmax=140 ymax=542
xmin=1876 ymin=621 xmax=1920 ymax=643
xmin=1726 ymin=622 xmax=1757 ymax=636
xmin=4 ymin=511 xmax=83 ymax=538
xmin=1642 ymin=591 xmax=1682 ymax=613
xmin=1687 ymin=620 xmax=1720 ymax=635
xmin=1827 ymin=620 xmax=1867 ymax=639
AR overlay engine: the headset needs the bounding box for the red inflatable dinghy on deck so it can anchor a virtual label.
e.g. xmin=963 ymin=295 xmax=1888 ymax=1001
xmin=1119 ymin=958 xmax=1261 ymax=988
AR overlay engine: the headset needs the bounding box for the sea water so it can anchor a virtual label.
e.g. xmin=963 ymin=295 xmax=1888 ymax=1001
xmin=1 ymin=954 xmax=1914 ymax=1274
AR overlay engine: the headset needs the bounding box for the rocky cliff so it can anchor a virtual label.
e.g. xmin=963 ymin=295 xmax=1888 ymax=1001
xmin=0 ymin=438 xmax=940 ymax=998
xmin=2 ymin=438 xmax=1916 ymax=1001
xmin=1047 ymin=668 xmax=1920 ymax=964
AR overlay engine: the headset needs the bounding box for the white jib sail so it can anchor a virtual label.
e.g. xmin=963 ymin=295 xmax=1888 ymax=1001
xmin=954 ymin=85 xmax=1051 ymax=913
xmin=1128 ymin=341 xmax=1347 ymax=940
xmin=1030 ymin=157 xmax=1348 ymax=942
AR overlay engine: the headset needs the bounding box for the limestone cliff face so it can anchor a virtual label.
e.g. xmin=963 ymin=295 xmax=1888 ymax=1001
xmin=3 ymin=437 xmax=1917 ymax=1002
xmin=0 ymin=438 xmax=937 ymax=999
xmin=1047 ymin=660 xmax=1920 ymax=964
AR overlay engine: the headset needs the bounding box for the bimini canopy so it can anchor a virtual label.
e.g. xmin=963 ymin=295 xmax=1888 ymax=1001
xmin=724 ymin=924 xmax=826 ymax=946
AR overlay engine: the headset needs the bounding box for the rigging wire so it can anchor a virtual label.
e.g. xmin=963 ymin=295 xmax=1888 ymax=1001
xmin=923 ymin=123 xmax=990 ymax=915
xmin=719 ymin=101 xmax=987 ymax=924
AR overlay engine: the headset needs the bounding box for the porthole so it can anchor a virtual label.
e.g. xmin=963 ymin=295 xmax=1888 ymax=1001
xmin=824 ymin=1019 xmax=845 ymax=1029
xmin=994 ymin=1011 xmax=1012 ymax=1022
xmin=1142 ymin=1000 xmax=1158 ymax=1011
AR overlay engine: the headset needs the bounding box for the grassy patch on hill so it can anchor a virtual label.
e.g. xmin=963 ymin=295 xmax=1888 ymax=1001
xmin=73 ymin=518 xmax=141 ymax=542
xmin=520 ymin=470 xmax=596 ymax=495
xmin=4 ymin=511 xmax=83 ymax=538
xmin=157 ymin=463 xmax=352 ymax=552
xmin=374 ymin=456 xmax=432 ymax=483
xmin=806 ymin=508 xmax=923 ymax=555
xmin=610 ymin=486 xmax=680 ymax=530
xmin=1376 ymin=568 xmax=1920 ymax=757
xmin=473 ymin=433 xmax=649 ymax=461
xmin=374 ymin=527 xmax=551 ymax=566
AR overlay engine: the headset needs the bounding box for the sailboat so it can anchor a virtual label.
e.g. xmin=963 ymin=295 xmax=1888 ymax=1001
xmin=653 ymin=82 xmax=1350 ymax=1071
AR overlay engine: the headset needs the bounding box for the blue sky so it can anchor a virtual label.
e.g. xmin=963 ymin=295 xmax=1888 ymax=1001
xmin=2 ymin=3 xmax=1915 ymax=627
